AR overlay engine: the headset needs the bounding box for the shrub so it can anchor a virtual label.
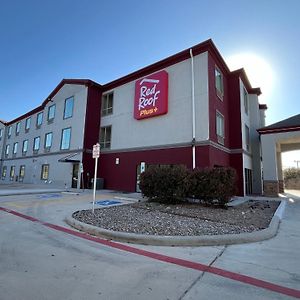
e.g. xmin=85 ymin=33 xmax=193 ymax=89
xmin=139 ymin=165 xmax=189 ymax=203
xmin=188 ymin=167 xmax=236 ymax=207
xmin=284 ymin=168 xmax=300 ymax=180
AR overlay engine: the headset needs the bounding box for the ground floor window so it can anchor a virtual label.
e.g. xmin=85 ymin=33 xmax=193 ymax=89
xmin=2 ymin=166 xmax=7 ymax=179
xmin=41 ymin=164 xmax=49 ymax=180
xmin=19 ymin=165 xmax=25 ymax=181
xmin=10 ymin=166 xmax=15 ymax=181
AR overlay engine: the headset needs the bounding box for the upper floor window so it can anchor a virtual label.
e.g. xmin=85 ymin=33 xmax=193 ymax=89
xmin=215 ymin=66 xmax=224 ymax=99
xmin=0 ymin=128 xmax=3 ymax=140
xmin=37 ymin=112 xmax=43 ymax=127
xmin=216 ymin=111 xmax=224 ymax=145
xmin=2 ymin=166 xmax=7 ymax=179
xmin=33 ymin=136 xmax=40 ymax=151
xmin=60 ymin=128 xmax=71 ymax=150
xmin=25 ymin=117 xmax=31 ymax=131
xmin=5 ymin=144 xmax=10 ymax=156
xmin=8 ymin=126 xmax=12 ymax=138
xmin=64 ymin=96 xmax=74 ymax=119
xmin=243 ymin=87 xmax=249 ymax=115
xmin=100 ymin=126 xmax=112 ymax=149
xmin=16 ymin=122 xmax=21 ymax=135
xmin=22 ymin=140 xmax=28 ymax=153
xmin=13 ymin=142 xmax=18 ymax=155
xmin=101 ymin=92 xmax=113 ymax=116
xmin=48 ymin=104 xmax=56 ymax=121
xmin=245 ymin=125 xmax=250 ymax=151
xmin=44 ymin=132 xmax=53 ymax=149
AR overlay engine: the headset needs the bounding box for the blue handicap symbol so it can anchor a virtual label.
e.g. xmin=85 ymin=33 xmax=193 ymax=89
xmin=95 ymin=200 xmax=121 ymax=206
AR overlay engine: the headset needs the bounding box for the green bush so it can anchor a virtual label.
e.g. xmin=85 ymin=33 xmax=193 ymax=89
xmin=139 ymin=165 xmax=237 ymax=207
xmin=139 ymin=165 xmax=189 ymax=203
xmin=284 ymin=168 xmax=300 ymax=180
xmin=188 ymin=167 xmax=236 ymax=207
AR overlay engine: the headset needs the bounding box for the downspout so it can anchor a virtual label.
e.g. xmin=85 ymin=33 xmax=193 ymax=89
xmin=190 ymin=49 xmax=196 ymax=169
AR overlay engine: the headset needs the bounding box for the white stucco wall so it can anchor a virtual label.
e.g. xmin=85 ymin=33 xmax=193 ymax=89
xmin=101 ymin=52 xmax=209 ymax=151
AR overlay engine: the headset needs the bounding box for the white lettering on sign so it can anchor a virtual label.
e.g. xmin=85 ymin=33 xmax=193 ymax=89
xmin=138 ymin=79 xmax=161 ymax=111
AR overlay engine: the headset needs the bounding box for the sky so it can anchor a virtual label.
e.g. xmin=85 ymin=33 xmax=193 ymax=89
xmin=0 ymin=0 xmax=299 ymax=166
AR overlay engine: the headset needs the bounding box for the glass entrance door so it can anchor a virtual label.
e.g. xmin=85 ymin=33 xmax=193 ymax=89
xmin=72 ymin=163 xmax=79 ymax=188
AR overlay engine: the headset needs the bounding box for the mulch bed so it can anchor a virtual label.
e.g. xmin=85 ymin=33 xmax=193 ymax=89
xmin=72 ymin=200 xmax=280 ymax=236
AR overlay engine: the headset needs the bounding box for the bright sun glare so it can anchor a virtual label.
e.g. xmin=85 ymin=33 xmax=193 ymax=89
xmin=226 ymin=53 xmax=275 ymax=104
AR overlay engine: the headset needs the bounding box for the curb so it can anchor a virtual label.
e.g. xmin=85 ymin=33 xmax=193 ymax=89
xmin=65 ymin=199 xmax=286 ymax=247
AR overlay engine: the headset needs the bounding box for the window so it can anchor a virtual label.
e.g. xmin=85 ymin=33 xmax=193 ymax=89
xmin=100 ymin=126 xmax=112 ymax=149
xmin=2 ymin=166 xmax=7 ymax=179
xmin=244 ymin=87 xmax=249 ymax=115
xmin=19 ymin=165 xmax=25 ymax=179
xmin=36 ymin=112 xmax=43 ymax=127
xmin=64 ymin=97 xmax=74 ymax=119
xmin=216 ymin=111 xmax=224 ymax=144
xmin=44 ymin=132 xmax=53 ymax=149
xmin=0 ymin=128 xmax=3 ymax=140
xmin=245 ymin=125 xmax=250 ymax=151
xmin=13 ymin=142 xmax=18 ymax=155
xmin=33 ymin=136 xmax=40 ymax=151
xmin=22 ymin=140 xmax=28 ymax=153
xmin=60 ymin=128 xmax=71 ymax=150
xmin=48 ymin=104 xmax=56 ymax=121
xmin=8 ymin=126 xmax=12 ymax=137
xmin=41 ymin=164 xmax=49 ymax=180
xmin=25 ymin=117 xmax=31 ymax=131
xmin=10 ymin=166 xmax=15 ymax=181
xmin=215 ymin=66 xmax=224 ymax=99
xmin=101 ymin=92 xmax=113 ymax=116
xmin=16 ymin=122 xmax=21 ymax=135
xmin=5 ymin=144 xmax=10 ymax=156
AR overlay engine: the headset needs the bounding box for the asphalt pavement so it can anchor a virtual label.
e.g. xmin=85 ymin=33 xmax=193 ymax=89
xmin=0 ymin=186 xmax=299 ymax=299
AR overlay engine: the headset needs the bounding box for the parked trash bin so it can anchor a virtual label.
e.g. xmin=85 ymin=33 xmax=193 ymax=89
xmin=91 ymin=178 xmax=104 ymax=190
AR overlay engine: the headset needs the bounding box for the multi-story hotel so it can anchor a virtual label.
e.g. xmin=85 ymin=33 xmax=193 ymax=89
xmin=0 ymin=39 xmax=267 ymax=195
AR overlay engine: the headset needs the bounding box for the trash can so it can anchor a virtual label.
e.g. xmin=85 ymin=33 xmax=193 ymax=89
xmin=91 ymin=178 xmax=104 ymax=189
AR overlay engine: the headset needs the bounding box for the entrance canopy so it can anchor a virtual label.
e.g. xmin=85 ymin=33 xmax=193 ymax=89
xmin=258 ymin=114 xmax=300 ymax=196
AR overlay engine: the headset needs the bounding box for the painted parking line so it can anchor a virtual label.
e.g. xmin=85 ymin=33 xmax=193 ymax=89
xmin=1 ymin=206 xmax=299 ymax=299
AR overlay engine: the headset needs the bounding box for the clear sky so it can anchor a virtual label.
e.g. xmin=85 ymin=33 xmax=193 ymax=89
xmin=0 ymin=0 xmax=299 ymax=165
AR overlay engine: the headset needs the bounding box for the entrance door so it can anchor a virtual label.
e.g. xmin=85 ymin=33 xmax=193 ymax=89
xmin=72 ymin=163 xmax=79 ymax=188
xmin=136 ymin=163 xmax=146 ymax=192
xmin=245 ymin=168 xmax=253 ymax=195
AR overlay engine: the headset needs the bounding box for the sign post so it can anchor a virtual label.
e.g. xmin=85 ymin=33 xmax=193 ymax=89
xmin=92 ymin=143 xmax=100 ymax=213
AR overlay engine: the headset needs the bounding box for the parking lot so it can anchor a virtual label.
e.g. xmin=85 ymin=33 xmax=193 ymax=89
xmin=0 ymin=187 xmax=299 ymax=299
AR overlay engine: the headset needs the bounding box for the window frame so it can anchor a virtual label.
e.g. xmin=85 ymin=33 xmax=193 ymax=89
xmin=100 ymin=125 xmax=112 ymax=149
xmin=16 ymin=122 xmax=21 ymax=135
xmin=5 ymin=144 xmax=10 ymax=157
xmin=41 ymin=164 xmax=49 ymax=180
xmin=63 ymin=96 xmax=74 ymax=119
xmin=216 ymin=111 xmax=225 ymax=144
xmin=215 ymin=66 xmax=224 ymax=100
xmin=19 ymin=165 xmax=25 ymax=179
xmin=101 ymin=92 xmax=114 ymax=116
xmin=36 ymin=112 xmax=43 ymax=128
xmin=47 ymin=104 xmax=56 ymax=122
xmin=13 ymin=142 xmax=18 ymax=155
xmin=8 ymin=126 xmax=12 ymax=138
xmin=245 ymin=124 xmax=250 ymax=151
xmin=2 ymin=166 xmax=7 ymax=179
xmin=25 ymin=117 xmax=31 ymax=131
xmin=60 ymin=127 xmax=71 ymax=150
xmin=243 ymin=87 xmax=249 ymax=115
xmin=10 ymin=166 xmax=15 ymax=181
xmin=33 ymin=136 xmax=40 ymax=152
xmin=44 ymin=132 xmax=53 ymax=149
xmin=22 ymin=139 xmax=28 ymax=154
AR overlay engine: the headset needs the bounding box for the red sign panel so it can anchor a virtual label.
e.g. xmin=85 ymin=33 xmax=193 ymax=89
xmin=134 ymin=70 xmax=168 ymax=120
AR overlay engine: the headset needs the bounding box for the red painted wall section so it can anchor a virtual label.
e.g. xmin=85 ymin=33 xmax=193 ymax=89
xmin=98 ymin=146 xmax=215 ymax=192
xmin=208 ymin=146 xmax=230 ymax=168
xmin=82 ymin=85 xmax=102 ymax=188
xmin=207 ymin=52 xmax=230 ymax=149
xmin=228 ymin=74 xmax=242 ymax=149
xmin=230 ymin=153 xmax=244 ymax=196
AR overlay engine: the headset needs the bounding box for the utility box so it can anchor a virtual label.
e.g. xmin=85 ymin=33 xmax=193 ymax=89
xmin=91 ymin=178 xmax=104 ymax=189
